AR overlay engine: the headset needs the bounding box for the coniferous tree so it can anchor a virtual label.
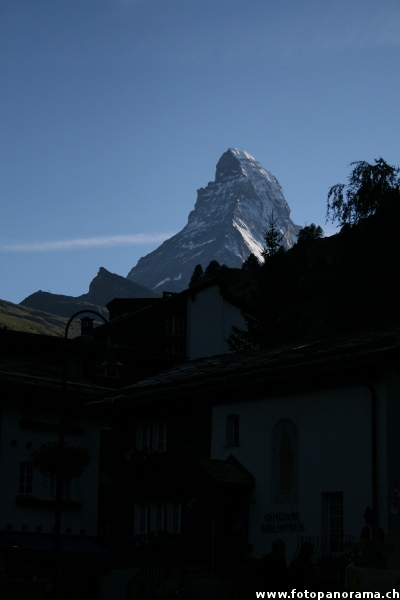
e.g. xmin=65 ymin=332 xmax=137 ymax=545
xmin=203 ymin=260 xmax=221 ymax=278
xmin=262 ymin=212 xmax=285 ymax=261
xmin=227 ymin=314 xmax=262 ymax=352
xmin=228 ymin=157 xmax=400 ymax=352
xmin=242 ymin=253 xmax=261 ymax=273
xmin=189 ymin=264 xmax=204 ymax=288
xmin=296 ymin=224 xmax=324 ymax=245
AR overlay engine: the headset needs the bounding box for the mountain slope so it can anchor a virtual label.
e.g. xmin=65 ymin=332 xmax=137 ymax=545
xmin=127 ymin=148 xmax=300 ymax=293
xmin=0 ymin=299 xmax=79 ymax=336
xmin=20 ymin=267 xmax=159 ymax=320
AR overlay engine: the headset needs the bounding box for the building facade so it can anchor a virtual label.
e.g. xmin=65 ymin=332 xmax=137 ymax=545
xmin=103 ymin=278 xmax=248 ymax=361
xmin=0 ymin=329 xmax=110 ymax=552
xmin=90 ymin=326 xmax=400 ymax=576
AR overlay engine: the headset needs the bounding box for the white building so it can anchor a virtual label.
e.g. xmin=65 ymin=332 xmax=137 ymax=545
xmin=0 ymin=389 xmax=101 ymax=540
xmin=97 ymin=325 xmax=400 ymax=575
xmin=0 ymin=330 xmax=107 ymax=549
xmin=209 ymin=328 xmax=400 ymax=565
xmin=105 ymin=277 xmax=248 ymax=361
xmin=186 ymin=279 xmax=247 ymax=359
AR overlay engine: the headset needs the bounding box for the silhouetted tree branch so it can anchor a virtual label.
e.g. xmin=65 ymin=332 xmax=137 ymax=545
xmin=326 ymin=158 xmax=399 ymax=227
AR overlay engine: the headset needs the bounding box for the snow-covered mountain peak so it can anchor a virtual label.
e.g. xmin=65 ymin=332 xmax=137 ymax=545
xmin=217 ymin=148 xmax=276 ymax=184
xmin=127 ymin=149 xmax=300 ymax=293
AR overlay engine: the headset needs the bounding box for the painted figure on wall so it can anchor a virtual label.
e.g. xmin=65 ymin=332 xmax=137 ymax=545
xmin=279 ymin=431 xmax=294 ymax=494
xmin=271 ymin=419 xmax=298 ymax=504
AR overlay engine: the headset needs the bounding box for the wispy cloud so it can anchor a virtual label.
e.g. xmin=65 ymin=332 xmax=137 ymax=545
xmin=1 ymin=233 xmax=174 ymax=253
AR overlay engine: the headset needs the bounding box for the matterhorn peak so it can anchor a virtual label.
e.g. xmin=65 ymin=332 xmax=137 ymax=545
xmin=216 ymin=148 xmax=275 ymax=182
xmin=127 ymin=149 xmax=300 ymax=293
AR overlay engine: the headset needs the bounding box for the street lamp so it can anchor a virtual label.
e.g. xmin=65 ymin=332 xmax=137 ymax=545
xmin=52 ymin=310 xmax=108 ymax=599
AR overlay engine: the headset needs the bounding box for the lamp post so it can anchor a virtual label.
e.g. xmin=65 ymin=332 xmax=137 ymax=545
xmin=52 ymin=310 xmax=108 ymax=599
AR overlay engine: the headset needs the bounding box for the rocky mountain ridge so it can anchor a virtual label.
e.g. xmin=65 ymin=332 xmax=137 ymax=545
xmin=127 ymin=148 xmax=299 ymax=292
xmin=18 ymin=267 xmax=158 ymax=323
xmin=10 ymin=148 xmax=300 ymax=326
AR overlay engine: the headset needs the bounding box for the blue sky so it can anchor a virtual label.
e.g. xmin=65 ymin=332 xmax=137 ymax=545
xmin=1 ymin=0 xmax=399 ymax=304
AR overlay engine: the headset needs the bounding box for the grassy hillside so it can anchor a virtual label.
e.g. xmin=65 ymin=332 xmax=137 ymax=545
xmin=0 ymin=300 xmax=81 ymax=337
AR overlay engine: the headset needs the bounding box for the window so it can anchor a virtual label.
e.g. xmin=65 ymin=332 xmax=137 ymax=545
xmin=136 ymin=502 xmax=180 ymax=535
xmin=155 ymin=503 xmax=164 ymax=532
xmin=139 ymin=504 xmax=148 ymax=534
xmin=165 ymin=343 xmax=185 ymax=356
xmin=141 ymin=422 xmax=150 ymax=450
xmin=322 ymin=492 xmax=344 ymax=552
xmin=19 ymin=462 xmax=33 ymax=495
xmin=137 ymin=422 xmax=151 ymax=451
xmin=225 ymin=414 xmax=240 ymax=446
xmin=164 ymin=315 xmax=184 ymax=337
xmin=171 ymin=503 xmax=181 ymax=534
xmin=155 ymin=420 xmax=166 ymax=452
xmin=137 ymin=420 xmax=167 ymax=452
xmin=63 ymin=479 xmax=71 ymax=500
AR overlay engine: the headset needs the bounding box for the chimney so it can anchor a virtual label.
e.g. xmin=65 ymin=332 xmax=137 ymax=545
xmin=80 ymin=317 xmax=94 ymax=338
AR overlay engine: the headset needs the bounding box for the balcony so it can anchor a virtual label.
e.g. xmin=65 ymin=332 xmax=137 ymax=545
xmin=19 ymin=418 xmax=84 ymax=435
xmin=15 ymin=495 xmax=82 ymax=511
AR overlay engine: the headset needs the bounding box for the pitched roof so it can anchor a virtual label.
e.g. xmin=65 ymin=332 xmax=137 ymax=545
xmin=0 ymin=329 xmax=114 ymax=399
xmin=195 ymin=456 xmax=255 ymax=488
xmin=89 ymin=324 xmax=400 ymax=409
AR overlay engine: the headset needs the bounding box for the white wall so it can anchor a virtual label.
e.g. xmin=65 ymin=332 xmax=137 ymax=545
xmin=378 ymin=369 xmax=400 ymax=567
xmin=211 ymin=383 xmax=374 ymax=560
xmin=186 ymin=285 xmax=246 ymax=359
